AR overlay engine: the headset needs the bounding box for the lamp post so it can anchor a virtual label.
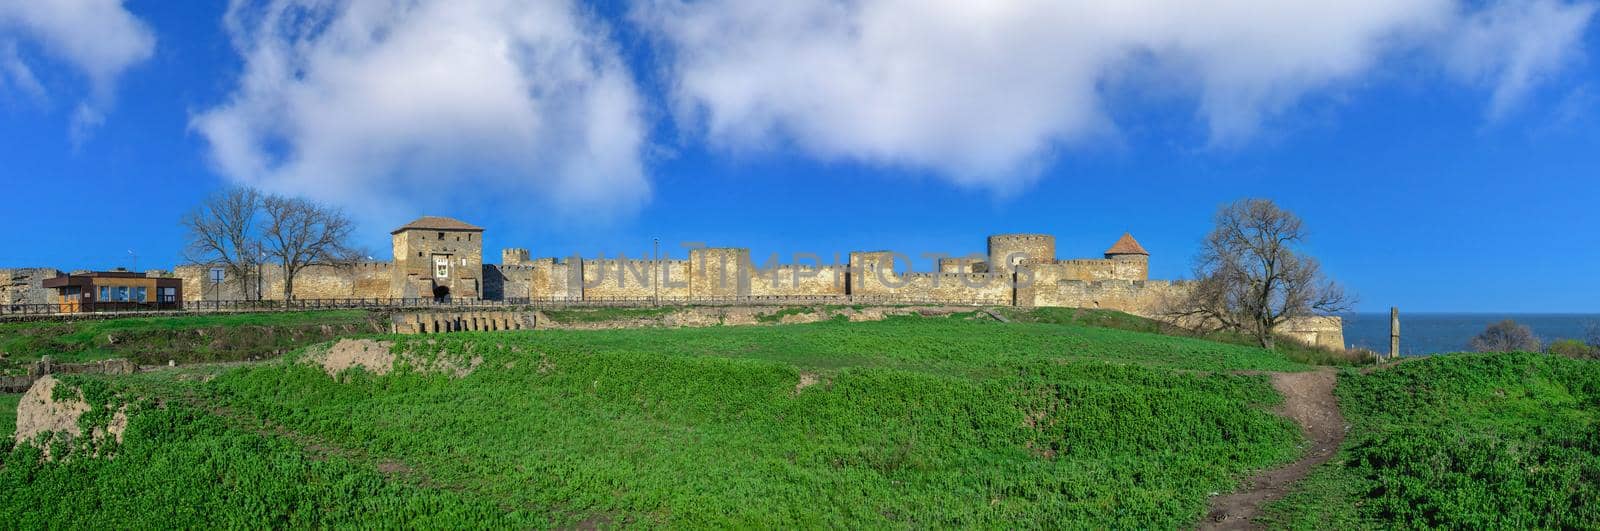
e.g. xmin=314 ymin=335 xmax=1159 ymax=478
xmin=653 ymin=237 xmax=660 ymax=306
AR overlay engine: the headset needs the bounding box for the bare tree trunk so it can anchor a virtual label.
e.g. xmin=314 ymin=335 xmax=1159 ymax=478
xmin=1166 ymin=199 xmax=1353 ymax=350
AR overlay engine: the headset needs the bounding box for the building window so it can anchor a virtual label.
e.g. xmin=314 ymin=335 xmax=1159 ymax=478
xmin=158 ymin=287 xmax=177 ymax=303
xmin=467 ymin=234 xmax=472 ymax=241
xmin=114 ymin=286 xmax=129 ymax=302
xmin=133 ymin=287 xmax=147 ymax=302
xmin=99 ymin=286 xmax=110 ymax=300
xmin=438 ymin=232 xmax=445 ymax=240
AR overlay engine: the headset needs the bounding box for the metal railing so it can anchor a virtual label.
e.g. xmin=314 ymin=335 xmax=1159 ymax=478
xmin=1 ymin=294 xmax=1010 ymax=317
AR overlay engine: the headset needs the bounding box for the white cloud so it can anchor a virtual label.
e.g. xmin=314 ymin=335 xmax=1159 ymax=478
xmin=194 ymin=0 xmax=650 ymax=223
xmin=636 ymin=0 xmax=1597 ymax=189
xmin=0 ymin=0 xmax=155 ymax=129
xmin=1445 ymin=0 xmax=1599 ymax=119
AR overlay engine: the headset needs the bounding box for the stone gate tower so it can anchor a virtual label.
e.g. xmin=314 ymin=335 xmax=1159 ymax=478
xmin=391 ymin=216 xmax=485 ymax=301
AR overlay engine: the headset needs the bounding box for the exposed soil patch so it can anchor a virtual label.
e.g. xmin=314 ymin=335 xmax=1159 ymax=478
xmin=311 ymin=339 xmax=397 ymax=377
xmin=1200 ymin=368 xmax=1345 ymax=530
xmin=794 ymin=372 xmax=819 ymax=394
xmin=304 ymin=339 xmax=482 ymax=379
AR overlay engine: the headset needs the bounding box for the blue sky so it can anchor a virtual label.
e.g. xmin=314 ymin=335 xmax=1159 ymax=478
xmin=2 ymin=0 xmax=1599 ymax=312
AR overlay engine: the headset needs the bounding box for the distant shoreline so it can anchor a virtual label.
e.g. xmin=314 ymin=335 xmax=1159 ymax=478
xmin=1340 ymin=313 xmax=1597 ymax=355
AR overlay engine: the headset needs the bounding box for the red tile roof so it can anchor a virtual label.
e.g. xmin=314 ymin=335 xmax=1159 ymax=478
xmin=1104 ymin=233 xmax=1149 ymax=256
xmin=391 ymin=216 xmax=484 ymax=234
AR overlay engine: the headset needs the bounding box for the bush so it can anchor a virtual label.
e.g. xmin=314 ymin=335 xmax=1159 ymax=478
xmin=1548 ymin=339 xmax=1598 ymax=359
xmin=1470 ymin=319 xmax=1541 ymax=352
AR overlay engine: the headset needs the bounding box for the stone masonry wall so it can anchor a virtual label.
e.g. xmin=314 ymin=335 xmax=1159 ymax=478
xmin=747 ymin=265 xmax=847 ymax=297
xmin=987 ymin=234 xmax=1055 ymax=274
xmin=690 ymin=248 xmax=749 ymax=298
xmin=1280 ymin=316 xmax=1347 ymax=351
xmin=1 ymin=268 xmax=63 ymax=306
xmin=580 ymin=259 xmax=692 ymax=300
xmin=173 ymin=262 xmax=393 ymax=301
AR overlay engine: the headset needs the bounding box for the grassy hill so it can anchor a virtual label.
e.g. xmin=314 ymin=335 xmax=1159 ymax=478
xmin=2 ymin=313 xmax=1310 ymax=528
xmin=9 ymin=309 xmax=1590 ymax=527
xmin=0 ymin=311 xmax=382 ymax=372
xmin=1266 ymin=352 xmax=1600 ymax=528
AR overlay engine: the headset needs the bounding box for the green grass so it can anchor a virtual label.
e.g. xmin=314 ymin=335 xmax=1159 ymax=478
xmin=0 ymin=393 xmax=19 ymax=445
xmin=537 ymin=306 xmax=681 ymax=324
xmin=2 ymin=316 xmax=1311 ymax=527
xmin=0 ymin=311 xmax=378 ymax=371
xmin=756 ymin=306 xmax=817 ymax=323
xmin=1264 ymin=353 xmax=1600 ymax=529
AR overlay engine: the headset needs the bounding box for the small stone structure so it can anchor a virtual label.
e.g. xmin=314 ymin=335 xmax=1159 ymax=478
xmin=390 ymin=311 xmax=533 ymax=334
xmin=0 ymin=357 xmax=139 ymax=393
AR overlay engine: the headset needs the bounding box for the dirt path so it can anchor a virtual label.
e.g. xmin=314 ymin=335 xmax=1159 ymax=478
xmin=1200 ymin=368 xmax=1345 ymax=530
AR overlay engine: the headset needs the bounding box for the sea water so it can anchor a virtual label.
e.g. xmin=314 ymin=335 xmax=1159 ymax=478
xmin=1341 ymin=313 xmax=1600 ymax=356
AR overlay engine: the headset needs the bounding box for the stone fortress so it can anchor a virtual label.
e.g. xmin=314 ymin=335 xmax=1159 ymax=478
xmin=0 ymin=216 xmax=1344 ymax=349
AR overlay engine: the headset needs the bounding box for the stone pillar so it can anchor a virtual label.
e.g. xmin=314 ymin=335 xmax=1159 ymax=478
xmin=1389 ymin=307 xmax=1400 ymax=360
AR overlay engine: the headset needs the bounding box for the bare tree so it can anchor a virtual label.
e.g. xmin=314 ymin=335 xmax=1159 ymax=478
xmin=181 ymin=188 xmax=263 ymax=300
xmin=261 ymin=194 xmax=357 ymax=305
xmin=1166 ymin=198 xmax=1353 ymax=349
xmin=1471 ymin=320 xmax=1541 ymax=352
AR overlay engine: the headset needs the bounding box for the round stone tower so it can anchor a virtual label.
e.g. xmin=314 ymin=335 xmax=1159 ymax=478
xmin=986 ymin=234 xmax=1056 ymax=274
xmin=1103 ymin=233 xmax=1150 ymax=281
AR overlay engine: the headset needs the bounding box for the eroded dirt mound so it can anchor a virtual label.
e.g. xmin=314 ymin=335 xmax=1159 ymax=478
xmin=14 ymin=375 xmax=129 ymax=459
xmin=305 ymin=339 xmax=482 ymax=379
xmin=15 ymin=376 xmax=91 ymax=447
xmin=311 ymin=339 xmax=397 ymax=377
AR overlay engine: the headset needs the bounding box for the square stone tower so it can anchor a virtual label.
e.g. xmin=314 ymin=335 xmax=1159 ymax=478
xmin=391 ymin=216 xmax=485 ymax=300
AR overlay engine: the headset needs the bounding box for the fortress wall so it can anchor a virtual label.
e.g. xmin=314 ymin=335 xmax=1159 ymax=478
xmin=747 ymin=265 xmax=848 ymax=297
xmin=1052 ymin=279 xmax=1192 ymax=318
xmin=1013 ymin=260 xmax=1058 ymax=307
xmin=1280 ymin=316 xmax=1346 ymax=351
xmin=493 ymin=259 xmax=572 ymax=300
xmin=847 ymin=251 xmax=899 ymax=296
xmin=255 ymin=262 xmax=395 ymax=300
xmin=501 ymin=248 xmax=530 ymax=266
xmin=886 ymin=273 xmax=1012 ymax=304
xmin=2 ymin=268 xmax=64 ymax=306
xmin=937 ymin=257 xmax=989 ymax=273
xmin=987 ymin=234 xmax=1055 ymax=274
xmin=175 ymin=264 xmax=242 ymax=301
xmin=532 ymin=259 xmax=573 ymax=299
xmin=690 ymin=248 xmax=749 ymax=298
xmin=174 ymin=262 xmax=395 ymax=301
xmin=580 ymin=259 xmax=691 ymax=300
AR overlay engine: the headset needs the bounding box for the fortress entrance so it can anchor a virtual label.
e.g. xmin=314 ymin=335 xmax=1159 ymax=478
xmin=433 ymin=285 xmax=451 ymax=302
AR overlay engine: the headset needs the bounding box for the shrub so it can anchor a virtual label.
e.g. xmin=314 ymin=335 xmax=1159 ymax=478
xmin=1548 ymin=339 xmax=1598 ymax=359
xmin=1470 ymin=319 xmax=1540 ymax=352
